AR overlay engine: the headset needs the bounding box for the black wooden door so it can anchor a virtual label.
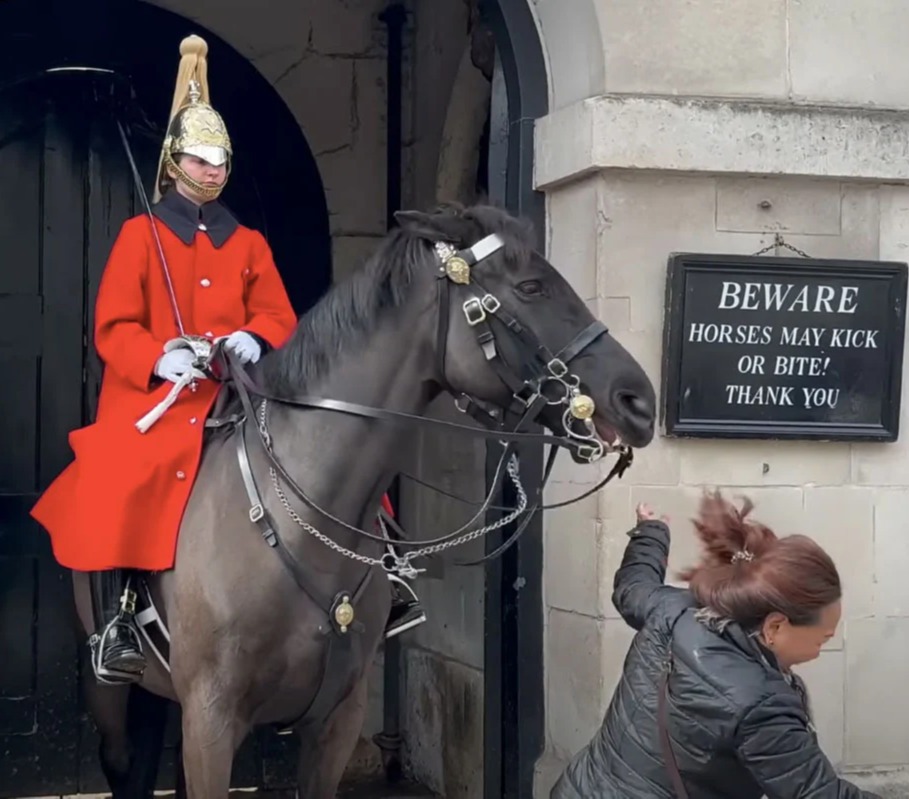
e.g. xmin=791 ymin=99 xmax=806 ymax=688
xmin=0 ymin=75 xmax=296 ymax=794
xmin=0 ymin=83 xmax=88 ymax=797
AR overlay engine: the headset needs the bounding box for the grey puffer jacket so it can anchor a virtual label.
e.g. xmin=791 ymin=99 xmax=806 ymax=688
xmin=550 ymin=520 xmax=879 ymax=799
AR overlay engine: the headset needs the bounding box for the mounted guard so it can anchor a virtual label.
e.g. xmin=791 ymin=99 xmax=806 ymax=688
xmin=30 ymin=35 xmax=423 ymax=687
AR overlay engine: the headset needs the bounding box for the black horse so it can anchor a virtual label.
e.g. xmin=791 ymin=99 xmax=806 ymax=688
xmin=72 ymin=202 xmax=656 ymax=797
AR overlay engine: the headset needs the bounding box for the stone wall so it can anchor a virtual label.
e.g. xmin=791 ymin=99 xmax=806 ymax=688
xmin=531 ymin=0 xmax=909 ymax=795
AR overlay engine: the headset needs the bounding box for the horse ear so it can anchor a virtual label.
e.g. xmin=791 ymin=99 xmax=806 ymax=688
xmin=394 ymin=208 xmax=471 ymax=244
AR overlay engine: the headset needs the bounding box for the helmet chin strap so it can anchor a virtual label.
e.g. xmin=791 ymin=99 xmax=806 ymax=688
xmin=164 ymin=150 xmax=229 ymax=201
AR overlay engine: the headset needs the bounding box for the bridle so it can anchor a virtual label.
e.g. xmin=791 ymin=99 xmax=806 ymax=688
xmin=432 ymin=234 xmax=618 ymax=465
xmin=193 ymin=230 xmax=636 ymax=581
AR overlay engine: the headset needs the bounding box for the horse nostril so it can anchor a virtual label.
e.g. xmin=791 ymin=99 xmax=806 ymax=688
xmin=617 ymin=391 xmax=654 ymax=425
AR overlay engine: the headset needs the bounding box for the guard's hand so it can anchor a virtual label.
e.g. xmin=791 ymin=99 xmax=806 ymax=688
xmin=224 ymin=330 xmax=262 ymax=364
xmin=154 ymin=349 xmax=196 ymax=383
xmin=636 ymin=502 xmax=669 ymax=524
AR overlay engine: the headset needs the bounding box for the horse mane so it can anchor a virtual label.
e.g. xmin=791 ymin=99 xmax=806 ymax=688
xmin=258 ymin=202 xmax=536 ymax=394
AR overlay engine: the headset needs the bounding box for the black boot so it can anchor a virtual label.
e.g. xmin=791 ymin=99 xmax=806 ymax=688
xmin=89 ymin=569 xmax=146 ymax=684
xmin=385 ymin=573 xmax=427 ymax=639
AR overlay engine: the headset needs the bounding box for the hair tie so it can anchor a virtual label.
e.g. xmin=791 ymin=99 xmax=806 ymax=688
xmin=731 ymin=549 xmax=754 ymax=564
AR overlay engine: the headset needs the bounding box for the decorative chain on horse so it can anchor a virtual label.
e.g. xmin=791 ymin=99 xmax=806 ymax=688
xmin=134 ymin=231 xmax=637 ymax=593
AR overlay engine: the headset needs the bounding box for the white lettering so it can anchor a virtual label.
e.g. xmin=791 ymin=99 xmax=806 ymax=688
xmin=802 ymin=387 xmax=841 ymax=410
xmin=779 ymin=327 xmax=825 ymax=347
xmin=838 ymin=286 xmax=859 ymax=314
xmin=814 ymin=285 xmax=835 ymax=313
xmin=715 ymin=281 xmax=860 ymax=313
xmin=829 ymin=329 xmax=880 ymax=348
xmin=773 ymin=355 xmax=827 ymax=377
xmin=718 ymin=282 xmax=742 ymax=310
xmin=688 ymin=323 xmax=773 ymax=345
xmin=763 ymin=283 xmax=793 ymax=310
xmin=737 ymin=355 xmax=766 ymax=375
xmin=725 ymin=384 xmax=795 ymax=406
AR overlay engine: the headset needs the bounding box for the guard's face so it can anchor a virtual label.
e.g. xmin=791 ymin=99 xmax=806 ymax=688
xmin=169 ymin=155 xmax=227 ymax=203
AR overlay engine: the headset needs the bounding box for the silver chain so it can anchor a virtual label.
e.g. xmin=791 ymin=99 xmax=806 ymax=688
xmin=269 ymin=453 xmax=528 ymax=571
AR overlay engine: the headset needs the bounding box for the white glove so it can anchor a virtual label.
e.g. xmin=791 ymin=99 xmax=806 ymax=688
xmin=224 ymin=330 xmax=262 ymax=364
xmin=154 ymin=348 xmax=196 ymax=383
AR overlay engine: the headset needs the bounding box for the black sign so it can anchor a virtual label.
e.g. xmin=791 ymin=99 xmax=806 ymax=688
xmin=661 ymin=253 xmax=908 ymax=441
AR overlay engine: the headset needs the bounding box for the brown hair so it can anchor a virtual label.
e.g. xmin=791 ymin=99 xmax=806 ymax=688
xmin=679 ymin=491 xmax=841 ymax=629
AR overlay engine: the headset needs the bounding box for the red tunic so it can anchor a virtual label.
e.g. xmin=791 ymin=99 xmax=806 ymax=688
xmin=30 ymin=210 xmax=298 ymax=571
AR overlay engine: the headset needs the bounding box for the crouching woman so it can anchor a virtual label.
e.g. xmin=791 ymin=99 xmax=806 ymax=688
xmin=551 ymin=492 xmax=879 ymax=799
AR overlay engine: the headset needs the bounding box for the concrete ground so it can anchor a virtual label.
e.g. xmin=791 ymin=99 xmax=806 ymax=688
xmin=848 ymin=770 xmax=909 ymax=798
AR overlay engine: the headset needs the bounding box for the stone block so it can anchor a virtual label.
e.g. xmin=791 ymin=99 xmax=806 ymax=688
xmin=600 ymin=0 xmax=787 ymax=98
xmin=320 ymin=135 xmax=387 ymax=236
xmin=803 ymin=487 xmax=874 ymax=620
xmin=546 ymin=610 xmax=633 ymax=759
xmin=309 ymin=0 xmax=387 ymax=57
xmin=793 ymin=650 xmax=846 ymax=766
xmin=595 ymin=173 xmax=766 ymax=333
xmin=715 ymin=177 xmax=842 ymax=235
xmin=844 ymin=618 xmax=909 ymax=767
xmin=790 ymin=0 xmax=909 ymax=108
xmin=851 ymin=187 xmax=909 ymax=486
xmin=871 ymin=489 xmax=909 ymax=616
xmin=623 ymin=434 xmax=681 ymax=487
xmin=331 ymin=234 xmax=383 ymax=283
xmin=544 ymin=484 xmax=602 ymax=617
xmin=773 ymin=184 xmax=881 ymax=262
xmin=535 ymin=97 xmax=909 ymax=190
xmin=547 ymin=177 xmax=599 ymax=301
xmin=679 ymin=439 xmax=852 ymax=487
xmin=403 ymin=648 xmax=484 ymax=799
xmin=534 ymin=751 xmax=569 ymax=799
xmin=278 ymin=55 xmax=355 ymax=157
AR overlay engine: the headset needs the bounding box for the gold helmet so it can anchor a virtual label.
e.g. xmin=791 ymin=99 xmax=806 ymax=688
xmin=153 ymin=35 xmax=232 ymax=203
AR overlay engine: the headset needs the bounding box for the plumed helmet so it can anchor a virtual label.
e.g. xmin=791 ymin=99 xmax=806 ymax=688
xmin=153 ymin=35 xmax=232 ymax=203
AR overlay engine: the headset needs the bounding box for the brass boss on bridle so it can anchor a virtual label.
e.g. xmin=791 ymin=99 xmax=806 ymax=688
xmin=433 ymin=232 xmax=618 ymax=465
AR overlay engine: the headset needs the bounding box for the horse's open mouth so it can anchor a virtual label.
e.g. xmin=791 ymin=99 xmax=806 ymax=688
xmin=593 ymin=415 xmax=623 ymax=449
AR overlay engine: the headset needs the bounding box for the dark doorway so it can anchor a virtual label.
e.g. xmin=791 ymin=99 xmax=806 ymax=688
xmin=0 ymin=2 xmax=330 ymax=795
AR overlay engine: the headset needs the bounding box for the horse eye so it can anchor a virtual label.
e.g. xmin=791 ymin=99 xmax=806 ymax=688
xmin=517 ymin=280 xmax=543 ymax=296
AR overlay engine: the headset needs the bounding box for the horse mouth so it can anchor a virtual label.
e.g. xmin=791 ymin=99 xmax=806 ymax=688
xmin=592 ymin=415 xmax=623 ymax=449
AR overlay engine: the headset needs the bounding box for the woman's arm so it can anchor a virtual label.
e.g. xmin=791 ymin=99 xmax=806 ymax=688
xmin=736 ymin=693 xmax=880 ymax=799
xmin=611 ymin=504 xmax=674 ymax=630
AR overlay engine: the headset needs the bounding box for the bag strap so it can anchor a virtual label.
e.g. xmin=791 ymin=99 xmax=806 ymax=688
xmin=658 ymin=665 xmax=690 ymax=799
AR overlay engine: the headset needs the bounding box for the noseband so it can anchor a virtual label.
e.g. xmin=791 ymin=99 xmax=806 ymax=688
xmin=432 ymin=233 xmax=623 ymax=465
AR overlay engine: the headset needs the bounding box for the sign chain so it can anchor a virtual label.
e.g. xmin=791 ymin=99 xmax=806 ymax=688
xmin=752 ymin=232 xmax=813 ymax=259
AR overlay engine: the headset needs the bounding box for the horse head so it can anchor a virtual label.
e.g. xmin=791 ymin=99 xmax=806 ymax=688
xmin=394 ymin=203 xmax=656 ymax=463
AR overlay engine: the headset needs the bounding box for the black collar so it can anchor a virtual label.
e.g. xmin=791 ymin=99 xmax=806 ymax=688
xmin=152 ymin=190 xmax=239 ymax=248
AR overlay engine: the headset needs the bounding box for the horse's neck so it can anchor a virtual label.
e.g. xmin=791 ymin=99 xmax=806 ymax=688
xmin=266 ymin=314 xmax=434 ymax=536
